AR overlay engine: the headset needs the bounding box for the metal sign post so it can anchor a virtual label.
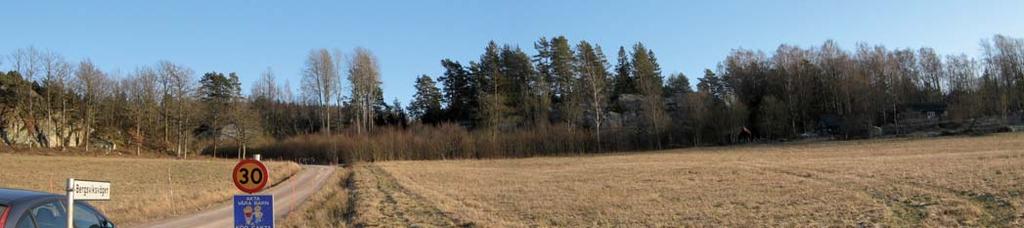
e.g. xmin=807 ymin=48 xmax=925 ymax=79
xmin=66 ymin=178 xmax=74 ymax=228
xmin=66 ymin=178 xmax=111 ymax=228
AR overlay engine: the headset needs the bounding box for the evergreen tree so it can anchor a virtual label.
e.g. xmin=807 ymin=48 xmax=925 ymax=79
xmin=533 ymin=37 xmax=554 ymax=87
xmin=500 ymin=46 xmax=538 ymax=128
xmin=531 ymin=37 xmax=555 ymax=125
xmin=471 ymin=41 xmax=510 ymax=131
xmin=376 ymin=98 xmax=408 ymax=127
xmin=612 ymin=46 xmax=637 ymax=99
xmin=698 ymin=69 xmax=748 ymax=144
xmin=664 ymin=73 xmax=693 ymax=96
xmin=551 ymin=37 xmax=575 ymax=99
xmin=438 ymin=59 xmax=474 ymax=124
xmin=409 ymin=75 xmax=443 ymax=124
xmin=550 ymin=36 xmax=581 ymax=126
xmin=631 ymin=43 xmax=668 ymax=148
xmin=197 ymin=71 xmax=241 ymax=157
xmin=0 ymin=71 xmax=32 ymax=142
xmin=698 ymin=69 xmax=728 ymax=102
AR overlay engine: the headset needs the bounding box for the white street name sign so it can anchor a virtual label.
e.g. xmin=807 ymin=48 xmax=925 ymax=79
xmin=69 ymin=179 xmax=111 ymax=200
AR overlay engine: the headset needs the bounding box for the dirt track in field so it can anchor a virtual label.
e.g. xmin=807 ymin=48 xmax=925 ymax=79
xmin=346 ymin=164 xmax=470 ymax=227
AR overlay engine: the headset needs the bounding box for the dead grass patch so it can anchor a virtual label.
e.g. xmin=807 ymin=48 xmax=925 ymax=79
xmin=0 ymin=155 xmax=300 ymax=225
xmin=375 ymin=133 xmax=1024 ymax=226
xmin=280 ymin=167 xmax=350 ymax=228
xmin=349 ymin=164 xmax=465 ymax=227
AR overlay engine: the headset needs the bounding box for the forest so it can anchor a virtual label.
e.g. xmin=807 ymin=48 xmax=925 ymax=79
xmin=0 ymin=34 xmax=1021 ymax=163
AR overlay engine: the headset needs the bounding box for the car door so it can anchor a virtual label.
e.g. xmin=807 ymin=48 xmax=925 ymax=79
xmin=69 ymin=203 xmax=107 ymax=228
xmin=14 ymin=212 xmax=36 ymax=228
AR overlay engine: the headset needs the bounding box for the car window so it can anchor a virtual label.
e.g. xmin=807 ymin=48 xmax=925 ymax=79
xmin=72 ymin=203 xmax=104 ymax=228
xmin=16 ymin=213 xmax=35 ymax=228
xmin=30 ymin=202 xmax=67 ymax=228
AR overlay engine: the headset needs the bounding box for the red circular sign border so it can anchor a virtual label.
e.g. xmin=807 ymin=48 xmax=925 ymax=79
xmin=232 ymin=159 xmax=269 ymax=193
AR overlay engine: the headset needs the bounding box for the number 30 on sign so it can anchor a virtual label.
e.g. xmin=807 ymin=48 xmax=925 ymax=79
xmin=233 ymin=159 xmax=269 ymax=193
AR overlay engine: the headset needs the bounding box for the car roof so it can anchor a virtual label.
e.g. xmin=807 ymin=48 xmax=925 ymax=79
xmin=0 ymin=188 xmax=62 ymax=205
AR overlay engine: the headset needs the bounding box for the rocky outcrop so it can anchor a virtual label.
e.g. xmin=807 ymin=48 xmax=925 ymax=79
xmin=1 ymin=113 xmax=87 ymax=148
xmin=597 ymin=94 xmax=646 ymax=130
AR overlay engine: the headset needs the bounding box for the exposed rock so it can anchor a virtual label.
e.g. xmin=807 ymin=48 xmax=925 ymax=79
xmin=1 ymin=113 xmax=87 ymax=148
xmin=610 ymin=94 xmax=645 ymax=129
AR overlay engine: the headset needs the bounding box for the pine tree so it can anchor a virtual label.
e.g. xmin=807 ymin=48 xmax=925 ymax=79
xmin=551 ymin=37 xmax=575 ymax=99
xmin=472 ymin=42 xmax=510 ymax=131
xmin=438 ymin=59 xmax=474 ymax=124
xmin=198 ymin=71 xmax=241 ymax=157
xmin=698 ymin=69 xmax=728 ymax=102
xmin=533 ymin=37 xmax=554 ymax=87
xmin=500 ymin=46 xmax=538 ymax=128
xmin=409 ymin=75 xmax=443 ymax=124
xmin=631 ymin=43 xmax=668 ymax=148
xmin=551 ymin=36 xmax=581 ymax=126
xmin=612 ymin=46 xmax=637 ymax=100
xmin=664 ymin=73 xmax=693 ymax=96
xmin=531 ymin=37 xmax=554 ymax=126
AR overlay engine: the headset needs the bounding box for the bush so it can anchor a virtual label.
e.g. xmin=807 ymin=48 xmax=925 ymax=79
xmin=253 ymin=123 xmax=634 ymax=164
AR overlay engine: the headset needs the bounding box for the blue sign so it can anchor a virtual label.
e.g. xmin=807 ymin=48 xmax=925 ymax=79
xmin=234 ymin=195 xmax=274 ymax=228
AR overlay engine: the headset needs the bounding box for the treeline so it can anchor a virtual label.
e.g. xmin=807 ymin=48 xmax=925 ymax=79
xmin=0 ymin=53 xmax=258 ymax=158
xmin=265 ymin=34 xmax=1024 ymax=162
xmin=1 ymin=35 xmax=1022 ymax=162
xmin=404 ymin=35 xmax=1023 ymax=145
xmin=0 ymin=46 xmax=409 ymax=160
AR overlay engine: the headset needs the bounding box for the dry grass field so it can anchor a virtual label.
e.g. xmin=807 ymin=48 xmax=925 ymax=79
xmin=0 ymin=154 xmax=301 ymax=225
xmin=367 ymin=133 xmax=1024 ymax=227
xmin=281 ymin=167 xmax=350 ymax=228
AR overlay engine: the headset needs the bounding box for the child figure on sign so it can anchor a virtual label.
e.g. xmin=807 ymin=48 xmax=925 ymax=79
xmin=243 ymin=206 xmax=254 ymax=224
xmin=253 ymin=205 xmax=264 ymax=224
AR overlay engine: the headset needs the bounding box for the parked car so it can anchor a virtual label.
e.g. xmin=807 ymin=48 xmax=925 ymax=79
xmin=0 ymin=188 xmax=114 ymax=228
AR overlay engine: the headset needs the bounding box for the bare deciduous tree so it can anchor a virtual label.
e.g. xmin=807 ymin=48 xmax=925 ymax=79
xmin=302 ymin=49 xmax=341 ymax=135
xmin=8 ymin=48 xmax=44 ymax=147
xmin=252 ymin=67 xmax=281 ymax=102
xmin=123 ymin=67 xmax=159 ymax=155
xmin=574 ymin=41 xmax=609 ymax=151
xmin=158 ymin=61 xmax=195 ymax=159
xmin=74 ymin=59 xmax=107 ymax=151
xmin=40 ymin=51 xmax=73 ymax=149
xmin=348 ymin=47 xmax=382 ymax=135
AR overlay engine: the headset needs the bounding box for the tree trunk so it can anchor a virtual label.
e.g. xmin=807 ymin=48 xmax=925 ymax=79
xmin=212 ymin=117 xmax=219 ymax=158
xmin=83 ymin=111 xmax=91 ymax=152
xmin=135 ymin=123 xmax=142 ymax=156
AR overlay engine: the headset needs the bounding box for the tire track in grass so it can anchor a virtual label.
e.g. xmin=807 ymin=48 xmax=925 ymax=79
xmin=342 ymin=167 xmax=359 ymax=227
xmin=350 ymin=164 xmax=469 ymax=227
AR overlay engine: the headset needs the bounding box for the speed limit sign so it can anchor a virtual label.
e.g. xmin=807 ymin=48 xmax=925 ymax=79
xmin=233 ymin=159 xmax=269 ymax=193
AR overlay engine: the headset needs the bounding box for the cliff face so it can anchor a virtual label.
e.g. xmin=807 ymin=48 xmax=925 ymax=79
xmin=1 ymin=113 xmax=87 ymax=148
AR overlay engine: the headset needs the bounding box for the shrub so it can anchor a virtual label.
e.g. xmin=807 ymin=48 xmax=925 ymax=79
xmin=252 ymin=123 xmax=633 ymax=164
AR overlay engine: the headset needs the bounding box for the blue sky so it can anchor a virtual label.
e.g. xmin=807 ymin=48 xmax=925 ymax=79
xmin=2 ymin=0 xmax=1022 ymax=104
